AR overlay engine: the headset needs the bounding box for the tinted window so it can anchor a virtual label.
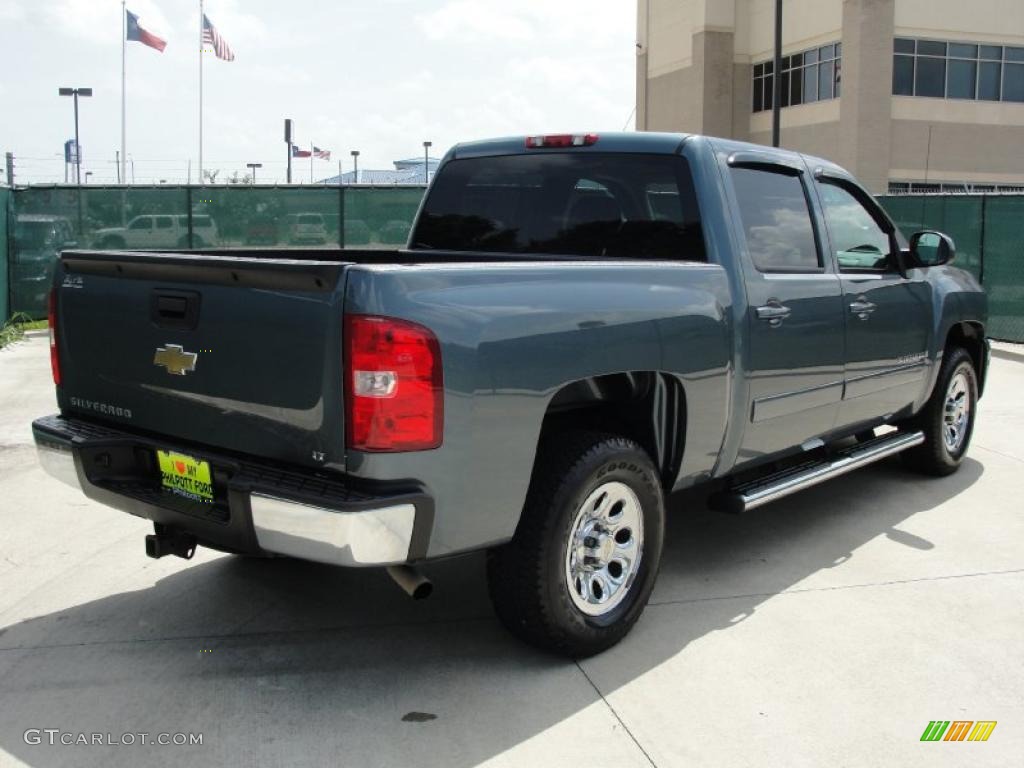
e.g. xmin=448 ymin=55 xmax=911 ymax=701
xmin=893 ymin=55 xmax=914 ymax=95
xmin=155 ymin=217 xmax=173 ymax=229
xmin=729 ymin=167 xmax=820 ymax=272
xmin=948 ymin=59 xmax=977 ymax=99
xmin=412 ymin=153 xmax=706 ymax=261
xmin=817 ymin=184 xmax=892 ymax=272
xmin=979 ymin=61 xmax=1001 ymax=100
xmin=915 ymin=57 xmax=946 ymax=96
xmin=894 ymin=38 xmax=915 ymax=54
xmin=1004 ymin=63 xmax=1024 ymax=101
xmin=129 ymin=218 xmax=151 ymax=230
xmin=918 ymin=40 xmax=947 ymax=56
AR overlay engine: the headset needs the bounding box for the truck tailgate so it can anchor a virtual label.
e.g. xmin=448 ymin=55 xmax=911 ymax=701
xmin=55 ymin=251 xmax=350 ymax=471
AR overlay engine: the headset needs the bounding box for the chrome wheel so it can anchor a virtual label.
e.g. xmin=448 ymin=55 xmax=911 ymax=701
xmin=943 ymin=370 xmax=971 ymax=453
xmin=564 ymin=481 xmax=644 ymax=617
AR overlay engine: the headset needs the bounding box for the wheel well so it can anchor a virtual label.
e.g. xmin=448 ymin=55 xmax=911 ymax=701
xmin=540 ymin=372 xmax=686 ymax=489
xmin=945 ymin=322 xmax=986 ymax=396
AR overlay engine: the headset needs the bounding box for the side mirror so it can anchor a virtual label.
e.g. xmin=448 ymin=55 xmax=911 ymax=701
xmin=909 ymin=230 xmax=955 ymax=267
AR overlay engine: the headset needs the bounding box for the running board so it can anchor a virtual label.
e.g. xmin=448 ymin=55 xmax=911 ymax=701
xmin=711 ymin=431 xmax=925 ymax=514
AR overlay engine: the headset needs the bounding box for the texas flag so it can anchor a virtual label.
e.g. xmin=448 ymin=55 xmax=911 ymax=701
xmin=291 ymin=146 xmax=312 ymax=158
xmin=126 ymin=9 xmax=167 ymax=52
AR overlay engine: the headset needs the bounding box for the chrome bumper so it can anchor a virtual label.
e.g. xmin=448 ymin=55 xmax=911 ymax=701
xmin=33 ymin=415 xmax=424 ymax=567
xmin=250 ymin=494 xmax=415 ymax=566
xmin=36 ymin=441 xmax=81 ymax=490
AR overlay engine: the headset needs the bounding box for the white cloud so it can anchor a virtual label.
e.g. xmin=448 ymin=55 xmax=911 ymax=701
xmin=0 ymin=0 xmax=24 ymax=21
xmin=416 ymin=1 xmax=536 ymax=43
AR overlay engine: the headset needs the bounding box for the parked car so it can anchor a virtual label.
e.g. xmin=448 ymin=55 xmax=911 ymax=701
xmin=92 ymin=214 xmax=218 ymax=249
xmin=286 ymin=213 xmax=327 ymax=245
xmin=34 ymin=132 xmax=988 ymax=656
xmin=10 ymin=215 xmax=76 ymax=317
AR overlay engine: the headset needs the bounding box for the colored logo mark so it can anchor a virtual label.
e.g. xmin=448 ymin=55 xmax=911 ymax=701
xmin=920 ymin=720 xmax=997 ymax=742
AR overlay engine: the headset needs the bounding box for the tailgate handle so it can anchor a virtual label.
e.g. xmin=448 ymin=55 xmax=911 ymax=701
xmin=157 ymin=296 xmax=188 ymax=319
xmin=151 ymin=290 xmax=200 ymax=329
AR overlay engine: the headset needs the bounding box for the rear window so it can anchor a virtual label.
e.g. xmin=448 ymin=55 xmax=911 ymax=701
xmin=411 ymin=153 xmax=705 ymax=260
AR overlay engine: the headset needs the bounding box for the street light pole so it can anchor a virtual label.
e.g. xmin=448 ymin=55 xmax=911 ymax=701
xmin=423 ymin=140 xmax=432 ymax=184
xmin=59 ymin=87 xmax=93 ymax=185
xmin=350 ymin=150 xmax=360 ymax=184
xmin=246 ymin=162 xmax=262 ymax=183
xmin=771 ymin=0 xmax=782 ymax=148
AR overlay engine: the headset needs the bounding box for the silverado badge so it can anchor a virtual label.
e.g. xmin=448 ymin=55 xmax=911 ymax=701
xmin=154 ymin=344 xmax=198 ymax=376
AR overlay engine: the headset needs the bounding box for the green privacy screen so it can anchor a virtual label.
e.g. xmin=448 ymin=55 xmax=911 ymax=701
xmin=5 ymin=186 xmax=1024 ymax=342
xmin=6 ymin=184 xmax=426 ymax=318
xmin=879 ymin=194 xmax=1024 ymax=342
xmin=0 ymin=187 xmax=9 ymax=322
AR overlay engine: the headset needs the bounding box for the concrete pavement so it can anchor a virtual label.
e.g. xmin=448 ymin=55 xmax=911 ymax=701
xmin=0 ymin=334 xmax=1021 ymax=767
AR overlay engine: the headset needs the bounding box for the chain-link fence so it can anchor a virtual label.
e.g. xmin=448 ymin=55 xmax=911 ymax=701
xmin=2 ymin=185 xmax=1022 ymax=342
xmin=5 ymin=184 xmax=426 ymax=318
xmin=879 ymin=194 xmax=1024 ymax=342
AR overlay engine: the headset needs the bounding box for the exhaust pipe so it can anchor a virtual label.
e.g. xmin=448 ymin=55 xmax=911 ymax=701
xmin=386 ymin=565 xmax=433 ymax=599
xmin=145 ymin=527 xmax=197 ymax=560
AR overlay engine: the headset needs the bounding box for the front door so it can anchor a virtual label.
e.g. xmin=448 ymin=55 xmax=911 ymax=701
xmin=813 ymin=179 xmax=932 ymax=428
xmin=726 ymin=160 xmax=845 ymax=466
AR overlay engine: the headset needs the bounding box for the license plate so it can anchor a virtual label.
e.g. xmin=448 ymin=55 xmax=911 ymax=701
xmin=157 ymin=450 xmax=214 ymax=504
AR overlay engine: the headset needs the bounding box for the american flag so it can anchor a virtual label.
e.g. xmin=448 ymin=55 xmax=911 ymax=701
xmin=313 ymin=146 xmax=331 ymax=160
xmin=202 ymin=14 xmax=234 ymax=61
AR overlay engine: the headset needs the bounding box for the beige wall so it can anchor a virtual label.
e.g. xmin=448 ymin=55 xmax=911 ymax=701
xmin=894 ymin=0 xmax=1024 ymax=44
xmin=738 ymin=0 xmax=842 ymax=59
xmin=890 ymin=120 xmax=1024 ymax=181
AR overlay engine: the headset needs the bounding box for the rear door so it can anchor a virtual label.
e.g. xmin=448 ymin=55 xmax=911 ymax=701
xmin=56 ymin=252 xmax=349 ymax=470
xmin=813 ymin=174 xmax=932 ymax=428
xmin=724 ymin=154 xmax=845 ymax=464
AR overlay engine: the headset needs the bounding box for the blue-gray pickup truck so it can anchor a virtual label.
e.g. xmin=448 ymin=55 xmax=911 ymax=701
xmin=33 ymin=132 xmax=988 ymax=656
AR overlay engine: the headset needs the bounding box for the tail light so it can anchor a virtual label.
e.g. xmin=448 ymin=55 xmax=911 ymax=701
xmin=345 ymin=314 xmax=443 ymax=451
xmin=48 ymin=288 xmax=61 ymax=386
xmin=525 ymin=133 xmax=599 ymax=148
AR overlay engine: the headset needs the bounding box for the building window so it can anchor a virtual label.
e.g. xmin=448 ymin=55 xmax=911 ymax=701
xmin=893 ymin=37 xmax=1024 ymax=102
xmin=752 ymin=42 xmax=841 ymax=113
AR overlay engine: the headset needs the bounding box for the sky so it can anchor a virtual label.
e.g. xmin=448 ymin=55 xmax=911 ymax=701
xmin=0 ymin=0 xmax=637 ymax=185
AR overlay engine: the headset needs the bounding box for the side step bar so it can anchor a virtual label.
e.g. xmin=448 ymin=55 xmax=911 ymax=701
xmin=712 ymin=431 xmax=925 ymax=514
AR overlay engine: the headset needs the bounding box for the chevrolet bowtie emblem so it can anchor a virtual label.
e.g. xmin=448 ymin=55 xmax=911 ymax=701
xmin=154 ymin=344 xmax=198 ymax=376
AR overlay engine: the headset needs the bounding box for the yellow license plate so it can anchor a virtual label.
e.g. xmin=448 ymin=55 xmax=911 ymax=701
xmin=157 ymin=450 xmax=214 ymax=503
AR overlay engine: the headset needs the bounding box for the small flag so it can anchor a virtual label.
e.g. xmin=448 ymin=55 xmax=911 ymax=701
xmin=126 ymin=9 xmax=167 ymax=52
xmin=292 ymin=146 xmax=312 ymax=158
xmin=313 ymin=147 xmax=331 ymax=160
xmin=202 ymin=14 xmax=235 ymax=61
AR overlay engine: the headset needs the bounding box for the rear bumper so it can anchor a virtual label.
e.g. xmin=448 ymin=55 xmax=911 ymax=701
xmin=33 ymin=414 xmax=432 ymax=566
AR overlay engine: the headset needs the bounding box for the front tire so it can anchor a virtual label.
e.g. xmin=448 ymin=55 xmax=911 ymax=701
xmin=902 ymin=347 xmax=978 ymax=476
xmin=487 ymin=432 xmax=665 ymax=657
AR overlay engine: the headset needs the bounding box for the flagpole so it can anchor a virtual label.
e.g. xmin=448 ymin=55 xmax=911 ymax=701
xmin=310 ymin=143 xmax=313 ymax=184
xmin=121 ymin=0 xmax=126 ymax=185
xmin=199 ymin=0 xmax=204 ymax=183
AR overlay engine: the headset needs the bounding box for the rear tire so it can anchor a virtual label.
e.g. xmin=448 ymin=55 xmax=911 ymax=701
xmin=902 ymin=347 xmax=978 ymax=476
xmin=487 ymin=431 xmax=665 ymax=657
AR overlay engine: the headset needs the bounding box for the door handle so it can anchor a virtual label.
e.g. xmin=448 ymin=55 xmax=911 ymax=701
xmin=849 ymin=297 xmax=876 ymax=319
xmin=756 ymin=301 xmax=792 ymax=327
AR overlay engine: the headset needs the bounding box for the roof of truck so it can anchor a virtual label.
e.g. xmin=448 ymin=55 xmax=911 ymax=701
xmin=448 ymin=131 xmax=850 ymax=179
